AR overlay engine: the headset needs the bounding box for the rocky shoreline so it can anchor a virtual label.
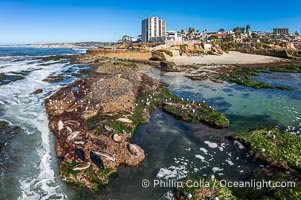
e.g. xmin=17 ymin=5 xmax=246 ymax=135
xmin=160 ymin=60 xmax=301 ymax=90
xmin=45 ymin=55 xmax=230 ymax=190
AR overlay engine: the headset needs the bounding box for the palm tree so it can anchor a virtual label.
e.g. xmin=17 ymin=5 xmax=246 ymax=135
xmin=188 ymin=27 xmax=195 ymax=34
xmin=218 ymin=28 xmax=225 ymax=33
xmin=242 ymin=27 xmax=245 ymax=33
xmin=246 ymin=24 xmax=250 ymax=33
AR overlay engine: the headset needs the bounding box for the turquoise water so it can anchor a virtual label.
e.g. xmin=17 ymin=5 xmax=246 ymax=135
xmin=142 ymin=68 xmax=301 ymax=134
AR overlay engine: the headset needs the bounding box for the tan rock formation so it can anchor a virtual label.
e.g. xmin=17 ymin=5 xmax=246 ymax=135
xmin=45 ymin=61 xmax=148 ymax=190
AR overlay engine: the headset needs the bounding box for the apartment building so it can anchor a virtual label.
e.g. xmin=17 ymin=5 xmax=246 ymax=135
xmin=141 ymin=17 xmax=166 ymax=42
xmin=273 ymin=28 xmax=289 ymax=35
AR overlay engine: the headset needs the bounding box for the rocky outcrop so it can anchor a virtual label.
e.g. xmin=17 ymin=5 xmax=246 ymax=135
xmin=0 ymin=121 xmax=20 ymax=153
xmin=86 ymin=49 xmax=152 ymax=60
xmin=219 ymin=43 xmax=300 ymax=59
xmin=150 ymin=50 xmax=173 ymax=61
xmin=32 ymin=89 xmax=43 ymax=94
xmin=150 ymin=50 xmax=167 ymax=61
xmin=45 ymin=61 xmax=149 ymax=190
xmin=92 ymin=77 xmax=135 ymax=113
xmin=179 ymin=42 xmax=224 ymax=56
xmin=42 ymin=75 xmax=64 ymax=83
xmin=160 ymin=61 xmax=181 ymax=72
xmin=45 ymin=59 xmax=201 ymax=190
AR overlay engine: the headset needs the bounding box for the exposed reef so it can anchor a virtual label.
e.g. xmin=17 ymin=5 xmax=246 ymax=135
xmin=175 ymin=177 xmax=236 ymax=199
xmin=45 ymin=57 xmax=229 ymax=190
xmin=229 ymin=127 xmax=301 ymax=198
xmin=231 ymin=127 xmax=301 ymax=171
xmin=216 ymin=68 xmax=294 ymax=90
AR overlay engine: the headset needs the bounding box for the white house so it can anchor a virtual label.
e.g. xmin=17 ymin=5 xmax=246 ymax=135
xmin=166 ymin=30 xmax=182 ymax=42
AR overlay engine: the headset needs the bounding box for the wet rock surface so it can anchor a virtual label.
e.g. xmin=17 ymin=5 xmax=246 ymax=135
xmin=42 ymin=75 xmax=64 ymax=83
xmin=45 ymin=61 xmax=148 ymax=190
xmin=175 ymin=177 xmax=236 ymax=200
xmin=229 ymin=127 xmax=301 ymax=198
xmin=0 ymin=121 xmax=20 ymax=153
xmin=160 ymin=61 xmax=181 ymax=72
xmin=32 ymin=89 xmax=43 ymax=94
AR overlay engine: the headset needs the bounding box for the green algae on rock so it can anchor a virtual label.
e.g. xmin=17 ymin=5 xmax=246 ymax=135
xmin=136 ymin=85 xmax=230 ymax=129
xmin=267 ymin=62 xmax=301 ymax=73
xmin=217 ymin=68 xmax=294 ymax=90
xmin=0 ymin=121 xmax=8 ymax=129
xmin=232 ymin=127 xmax=301 ymax=171
xmin=0 ymin=73 xmax=25 ymax=86
xmin=175 ymin=177 xmax=237 ymax=200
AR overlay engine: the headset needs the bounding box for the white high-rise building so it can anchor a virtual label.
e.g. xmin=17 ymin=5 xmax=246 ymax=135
xmin=141 ymin=17 xmax=166 ymax=42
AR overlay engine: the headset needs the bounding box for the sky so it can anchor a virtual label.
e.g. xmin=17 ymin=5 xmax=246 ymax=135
xmin=0 ymin=0 xmax=300 ymax=44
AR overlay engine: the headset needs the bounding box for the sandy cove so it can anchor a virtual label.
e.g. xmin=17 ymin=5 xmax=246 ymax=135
xmin=168 ymin=51 xmax=287 ymax=65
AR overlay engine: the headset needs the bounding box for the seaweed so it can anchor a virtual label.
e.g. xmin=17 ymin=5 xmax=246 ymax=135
xmin=233 ymin=127 xmax=301 ymax=171
xmin=267 ymin=62 xmax=301 ymax=73
xmin=217 ymin=62 xmax=301 ymax=90
xmin=0 ymin=121 xmax=8 ymax=129
xmin=0 ymin=73 xmax=24 ymax=86
xmin=60 ymin=161 xmax=79 ymax=185
xmin=217 ymin=68 xmax=295 ymax=90
xmin=175 ymin=177 xmax=237 ymax=199
xmin=84 ymin=167 xmax=114 ymax=191
xmin=155 ymin=86 xmax=229 ymax=128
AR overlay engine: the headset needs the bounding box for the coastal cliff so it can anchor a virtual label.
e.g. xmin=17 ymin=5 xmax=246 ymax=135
xmin=219 ymin=42 xmax=301 ymax=59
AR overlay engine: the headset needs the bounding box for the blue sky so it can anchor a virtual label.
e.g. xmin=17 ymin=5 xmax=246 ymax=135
xmin=0 ymin=0 xmax=300 ymax=44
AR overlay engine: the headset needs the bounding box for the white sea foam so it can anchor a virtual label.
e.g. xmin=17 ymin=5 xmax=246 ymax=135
xmin=157 ymin=165 xmax=188 ymax=180
xmin=212 ymin=167 xmax=224 ymax=173
xmin=195 ymin=154 xmax=205 ymax=160
xmin=199 ymin=147 xmax=208 ymax=154
xmin=185 ymin=147 xmax=191 ymax=151
xmin=159 ymin=190 xmax=175 ymax=200
xmin=225 ymin=158 xmax=234 ymax=166
xmin=0 ymin=56 xmax=77 ymax=199
xmin=204 ymin=141 xmax=218 ymax=148
xmin=233 ymin=140 xmax=245 ymax=149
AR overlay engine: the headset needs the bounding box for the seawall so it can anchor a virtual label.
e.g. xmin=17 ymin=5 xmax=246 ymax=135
xmin=87 ymin=50 xmax=152 ymax=60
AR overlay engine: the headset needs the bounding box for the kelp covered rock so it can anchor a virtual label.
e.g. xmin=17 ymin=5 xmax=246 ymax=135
xmin=232 ymin=127 xmax=301 ymax=171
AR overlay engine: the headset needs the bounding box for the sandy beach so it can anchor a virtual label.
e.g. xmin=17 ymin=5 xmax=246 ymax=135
xmin=168 ymin=51 xmax=287 ymax=65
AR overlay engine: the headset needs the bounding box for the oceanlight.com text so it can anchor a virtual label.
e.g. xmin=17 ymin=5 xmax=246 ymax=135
xmin=141 ymin=179 xmax=296 ymax=190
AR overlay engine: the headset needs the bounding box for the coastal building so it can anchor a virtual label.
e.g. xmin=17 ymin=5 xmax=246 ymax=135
xmin=166 ymin=31 xmax=182 ymax=42
xmin=141 ymin=17 xmax=166 ymax=42
xmin=273 ymin=28 xmax=289 ymax=35
xmin=251 ymin=31 xmax=266 ymax=38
